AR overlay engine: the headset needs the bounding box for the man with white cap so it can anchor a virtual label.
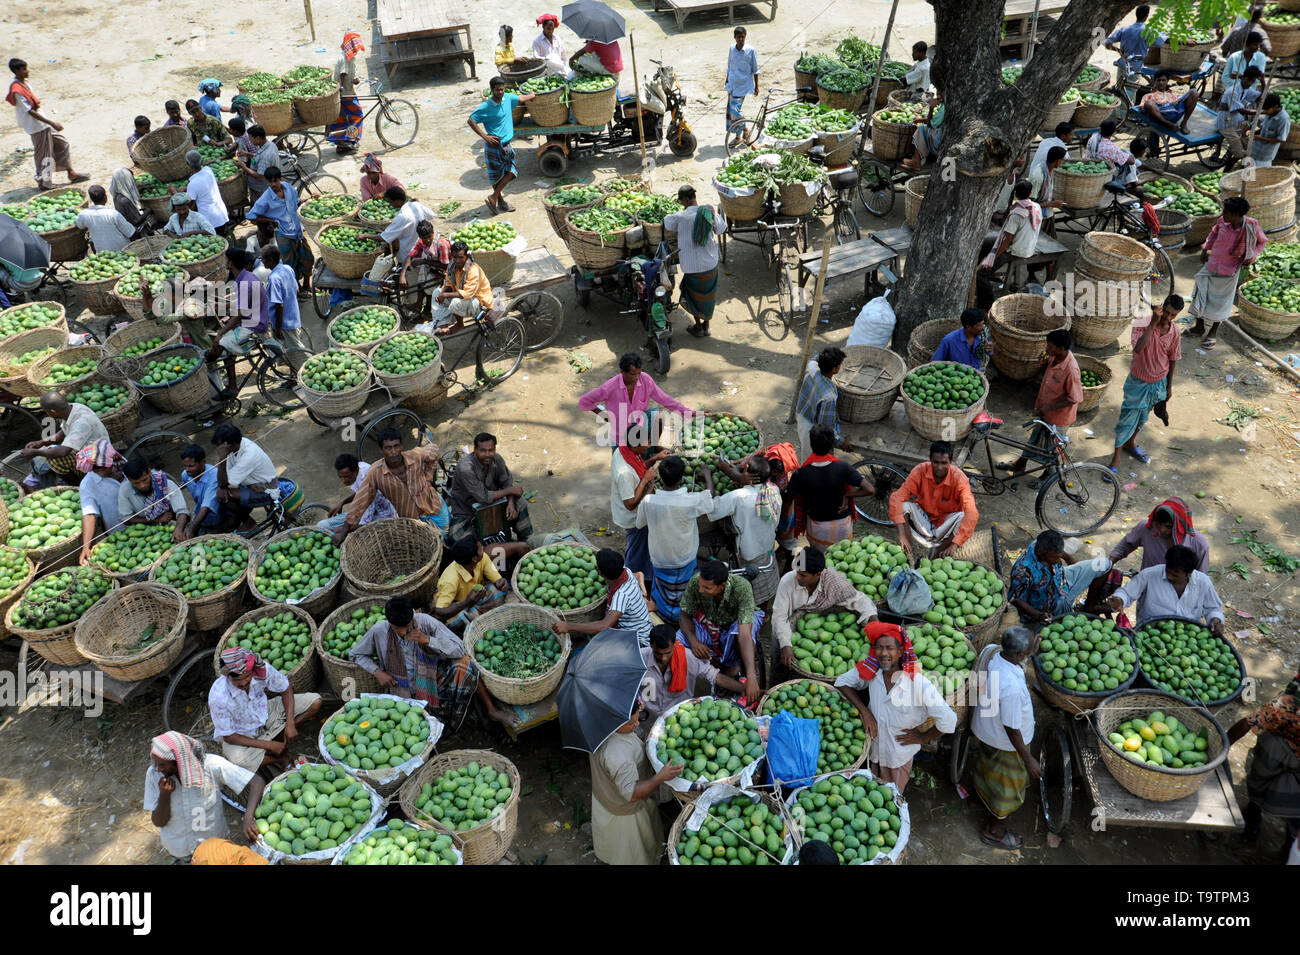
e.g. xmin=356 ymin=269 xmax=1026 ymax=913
xmin=163 ymin=192 xmax=215 ymax=237
xmin=183 ymin=148 xmax=229 ymax=232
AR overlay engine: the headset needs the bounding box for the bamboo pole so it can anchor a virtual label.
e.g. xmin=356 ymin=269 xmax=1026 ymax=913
xmin=304 ymin=0 xmax=316 ymax=41
xmin=630 ymin=34 xmax=647 ymax=166
xmin=787 ymin=241 xmax=834 ymax=425
xmin=865 ymin=0 xmax=902 ymax=123
xmin=1024 ymin=0 xmax=1042 ymax=66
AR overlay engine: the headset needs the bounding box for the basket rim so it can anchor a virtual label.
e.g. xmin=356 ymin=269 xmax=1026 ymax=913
xmin=510 ymin=541 xmax=606 ymax=615
xmin=1092 ymin=687 xmax=1230 ymax=776
xmin=399 ymin=747 xmax=522 ymax=840
xmin=126 ymin=342 xmax=205 ymax=390
xmin=339 ymin=515 xmax=441 ymax=581
xmin=1131 ymin=615 xmax=1246 ymax=708
xmin=247 ymin=526 xmax=343 ymax=607
xmin=25 ymin=343 xmax=106 ymax=390
xmin=1031 ymin=616 xmax=1138 ymax=702
xmin=149 ymin=533 xmax=251 ymax=598
xmin=299 ymin=193 xmax=362 ymax=221
xmin=315 ymin=595 xmax=390 ymax=667
xmin=213 ymin=600 xmax=319 ymax=676
xmin=69 ymin=253 xmax=140 ymax=288
xmin=326 ymin=304 xmax=400 ymax=348
xmin=465 ymin=607 xmax=571 ymax=694
xmin=86 ymin=523 xmax=178 ymax=580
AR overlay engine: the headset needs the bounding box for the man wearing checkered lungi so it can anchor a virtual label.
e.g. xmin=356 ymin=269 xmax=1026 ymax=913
xmin=468 ymin=76 xmax=537 ymax=215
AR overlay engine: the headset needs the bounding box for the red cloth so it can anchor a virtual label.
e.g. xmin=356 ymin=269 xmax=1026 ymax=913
xmin=342 ymin=32 xmax=366 ymax=59
xmin=606 ymin=568 xmax=630 ymax=603
xmin=764 ymin=442 xmax=799 ymax=476
xmin=854 ymin=622 xmax=920 ymax=681
xmin=618 ymin=445 xmax=648 ymax=480
xmin=536 ymin=12 xmax=559 ymax=24
xmin=1147 ymin=497 xmax=1193 ymax=545
xmin=667 ymin=641 xmax=689 ymax=694
xmin=580 ymin=40 xmax=623 ymax=73
xmin=800 ymin=452 xmax=839 ymax=467
xmin=6 ymin=78 xmax=38 ymax=109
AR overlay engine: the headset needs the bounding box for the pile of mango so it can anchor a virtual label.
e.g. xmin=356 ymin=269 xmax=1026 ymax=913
xmin=254 ymin=764 xmax=375 ymax=856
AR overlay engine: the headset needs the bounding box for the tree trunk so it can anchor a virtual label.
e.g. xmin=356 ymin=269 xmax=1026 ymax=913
xmin=892 ymin=0 xmax=1141 ymax=349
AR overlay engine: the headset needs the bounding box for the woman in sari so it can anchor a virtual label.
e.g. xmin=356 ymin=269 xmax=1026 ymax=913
xmin=109 ymin=167 xmax=149 ymax=238
xmin=327 ymin=31 xmax=367 ymax=154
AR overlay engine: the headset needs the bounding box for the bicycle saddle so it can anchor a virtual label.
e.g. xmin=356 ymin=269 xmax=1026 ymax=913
xmin=973 ymin=411 xmax=1003 ymax=435
xmin=829 ymin=167 xmax=859 ymax=190
xmin=1103 ymin=180 xmax=1129 ymax=195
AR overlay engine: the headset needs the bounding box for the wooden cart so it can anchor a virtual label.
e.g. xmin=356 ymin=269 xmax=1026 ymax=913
xmin=374 ymin=0 xmax=476 ymax=86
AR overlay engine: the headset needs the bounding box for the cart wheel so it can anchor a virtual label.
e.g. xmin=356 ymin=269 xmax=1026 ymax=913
xmin=509 ymin=290 xmax=564 ymax=352
xmin=163 ymin=648 xmax=217 ymax=740
xmin=724 ymin=120 xmax=763 ymax=158
xmin=1195 ymin=140 xmax=1226 ymax=170
xmin=357 ymin=408 xmax=426 ymax=459
xmin=375 ymin=98 xmax=421 ymax=149
xmin=950 ymin=723 xmax=973 ymax=793
xmin=0 ymin=403 xmax=44 ymax=450
xmin=857 ymin=159 xmax=896 ymax=217
xmin=649 ymin=333 xmax=671 ymax=375
xmin=275 ymin=131 xmax=320 ymax=176
xmin=127 ymin=431 xmax=193 ymax=475
xmin=572 ymin=271 xmax=592 ymax=309
xmin=67 ymin=318 xmax=101 ymax=343
xmin=0 ymin=449 xmax=32 ymax=487
xmin=776 ymin=266 xmax=795 ymax=327
xmin=991 ymin=523 xmax=1004 ymax=577
xmin=850 ymin=457 xmax=910 ymax=526
xmin=475 ymin=314 xmax=526 ymax=386
xmin=538 ymin=146 xmax=568 ymax=178
xmin=668 ymin=128 xmax=697 ymax=157
xmin=312 ymin=286 xmax=335 ymax=319
xmin=1037 ymin=723 xmax=1073 ymax=835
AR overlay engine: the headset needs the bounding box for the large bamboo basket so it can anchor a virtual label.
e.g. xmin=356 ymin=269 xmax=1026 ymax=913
xmin=1072 ymin=94 xmax=1121 ymax=129
xmin=783 ymin=768 xmax=911 ymax=864
xmin=114 ymin=267 xmax=192 ymax=323
xmin=1237 ymin=281 xmax=1300 ymax=341
xmin=1240 ymin=197 xmax=1296 ymax=233
xmin=1262 ymin=18 xmax=1300 ymax=59
xmin=907 ymin=317 xmax=957 ymax=367
xmin=0 ymin=546 xmax=35 ymax=641
xmin=367 ymin=332 xmax=443 ymax=399
xmin=160 ymin=240 xmax=228 ymax=283
xmin=325 ymin=304 xmax=399 ymax=353
xmin=1075 ymin=354 xmax=1112 ymax=414
xmin=873 ymin=76 xmax=904 ymax=109
xmin=794 ymin=65 xmax=819 ymax=102
xmin=1078 ymin=230 xmax=1155 ymax=282
xmin=814 ymin=125 xmax=860 ymax=166
xmin=1031 ymin=619 xmax=1138 ymax=715
xmin=834 ymin=345 xmax=905 ymax=423
xmin=217 ymin=168 xmax=247 ymax=211
xmin=543 ymin=185 xmax=602 ymax=242
xmin=0 ymin=327 xmax=66 ymax=398
xmin=758 ymin=678 xmax=870 ymax=773
xmin=130 ymin=126 xmax=192 ymax=182
xmin=247 ymin=527 xmax=343 ymax=621
xmin=25 ymin=344 xmax=106 ymax=394
xmin=1157 ymin=41 xmax=1213 ymax=73
xmin=1267 ymin=219 xmax=1299 ymax=246
xmin=1053 ymin=160 xmax=1115 ymax=208
xmin=150 ymin=534 xmax=250 ymax=632
xmin=215 ymin=602 xmax=319 ymax=693
xmin=3 ymin=486 xmax=82 ymax=566
xmin=1183 ymin=211 xmax=1218 ymax=247
xmin=1220 ymin=165 xmax=1296 ymax=205
xmin=141 ymin=191 xmax=176 ymax=227
xmin=104 ymin=319 xmax=180 ymax=359
xmin=7 ymin=568 xmax=117 ymax=665
xmin=74 ymin=582 xmax=187 ymax=682
xmin=501 ymin=57 xmax=546 ymax=84
xmin=816 ymin=76 xmax=868 ymax=113
xmin=340 ymin=517 xmax=443 ymax=605
xmin=70 ymin=374 xmax=140 ymax=448
xmin=904 ymin=174 xmax=929 ymax=229
xmin=1042 ymin=97 xmax=1080 ymax=130
xmin=0 ymin=497 xmax=6 ymax=542
xmin=510 ymin=541 xmax=606 ymax=623
xmin=464 ymin=603 xmax=570 ymax=705
xmin=570 ymin=84 xmax=617 ymax=126
xmin=1070 ymin=276 xmax=1139 ymax=348
xmin=1154 ymin=207 xmax=1191 ymax=252
xmin=777 ymin=180 xmax=821 ymax=217
xmin=0 ymin=301 xmax=66 ymax=344
xmin=398 ymin=749 xmax=521 ymax=865
xmin=293 ymin=85 xmax=341 ymax=126
xmin=871 ymin=110 xmax=914 ymax=162
xmin=714 ymin=180 xmax=768 ymax=224
xmin=298 ymin=354 xmax=373 ymax=419
xmin=526 ymin=87 xmax=569 ymax=127
xmin=987 ymin=293 xmax=1071 ymax=381
xmin=318 ymin=240 xmax=382 ymax=280
xmin=565 ymin=209 xmax=634 ymax=269
xmin=900 ymin=361 xmax=989 ymax=441
xmin=667 ymin=785 xmax=797 ymax=865
xmin=1133 ymin=616 xmax=1246 ymax=710
xmin=251 ymin=99 xmax=294 ymax=136
xmin=129 ymin=343 xmax=209 ymax=413
xmin=73 ymin=257 xmax=139 ymax=316
xmin=1093 ymin=688 xmax=1229 ymax=802
xmin=300 ymin=194 xmax=361 ymax=241
xmin=41 ymin=224 xmax=88 ymax=263
xmin=315 ymin=597 xmax=387 ymax=697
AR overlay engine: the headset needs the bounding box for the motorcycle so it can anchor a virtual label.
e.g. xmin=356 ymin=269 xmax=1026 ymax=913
xmin=573 ymin=234 xmax=679 ymax=375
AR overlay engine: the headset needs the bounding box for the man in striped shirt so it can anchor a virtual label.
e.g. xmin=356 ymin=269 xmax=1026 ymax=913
xmin=793 ymin=347 xmax=854 ymax=463
xmin=335 ymin=428 xmax=448 ymax=543
xmin=552 ymin=549 xmax=653 ymax=645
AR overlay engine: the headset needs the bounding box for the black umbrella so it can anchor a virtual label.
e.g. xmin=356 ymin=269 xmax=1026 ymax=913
xmin=557 ymin=628 xmax=648 ymax=752
xmin=561 ymin=0 xmax=626 ymax=43
xmin=0 ymin=214 xmax=51 ymax=286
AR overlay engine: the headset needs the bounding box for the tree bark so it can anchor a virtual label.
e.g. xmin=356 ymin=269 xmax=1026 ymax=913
xmin=892 ymin=0 xmax=1143 ymax=349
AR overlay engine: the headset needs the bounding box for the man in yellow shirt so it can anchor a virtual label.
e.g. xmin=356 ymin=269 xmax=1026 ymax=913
xmin=434 ymin=536 xmax=509 ymax=631
xmin=431 ymin=241 xmax=494 ymax=335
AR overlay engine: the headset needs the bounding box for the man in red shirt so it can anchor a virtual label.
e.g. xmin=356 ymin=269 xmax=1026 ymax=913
xmin=570 ymin=39 xmax=623 ymax=78
xmin=1110 ymin=293 xmax=1183 ymax=472
xmin=889 ymin=441 xmax=979 ymax=559
xmin=998 ymin=329 xmax=1082 ymax=476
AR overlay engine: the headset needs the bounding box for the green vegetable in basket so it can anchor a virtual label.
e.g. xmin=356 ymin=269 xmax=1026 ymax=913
xmin=138 ymin=351 xmax=200 ymax=386
xmin=248 ymin=87 xmax=294 ymax=105
xmin=371 ymin=333 xmax=441 ymax=376
xmin=602 ymin=190 xmax=654 ymax=214
xmin=767 ymin=103 xmax=817 ymax=140
xmin=475 ymin=623 xmax=563 ymax=679
xmin=154 ymin=537 xmax=249 ymax=597
xmin=254 ymin=764 xmax=372 ymax=856
xmin=547 ymin=184 xmax=602 ymax=206
xmin=331 ymin=306 xmax=397 ymax=345
xmin=239 ymin=71 xmax=282 ymax=93
xmin=833 ymin=36 xmax=881 ymax=69
xmin=1059 ymin=86 xmax=1082 ymax=104
xmin=1165 ymin=191 xmax=1218 ymax=216
xmin=1277 ymin=85 xmax=1300 ymax=119
xmin=636 ymin=194 xmax=684 ymax=224
xmin=825 ymin=535 xmax=909 ymax=603
xmin=3 ymin=488 xmax=81 ymax=551
xmin=569 ymin=71 xmax=616 ymax=92
xmin=40 ymin=355 xmax=98 ymax=385
xmin=686 ymin=413 xmax=759 ymax=458
xmin=1141 ymin=177 xmax=1190 ymax=198
xmin=1076 ymin=64 xmax=1102 ymax=85
xmin=11 ymin=565 xmax=111 ymax=628
xmin=1251 ymin=243 xmax=1300 ymax=278
xmin=25 ymin=207 xmax=77 ymax=234
xmin=68 ymin=381 xmax=130 ymax=414
xmin=30 ymin=190 xmax=85 ymax=211
xmin=1077 ymin=90 xmax=1117 ymax=106
xmin=232 ymin=607 xmax=316 ymax=673
xmin=299 ymin=194 xmax=357 ymax=220
xmin=118 ymin=336 xmax=166 ymax=358
xmin=515 ymin=545 xmax=602 ymax=610
xmin=568 ymin=207 xmax=634 ymax=240
xmin=817 ymin=66 xmax=870 ymax=93
xmin=1036 ymin=614 xmax=1135 ymax=692
xmin=195 ymin=144 xmax=226 ymax=164
xmin=319 ymin=226 xmax=381 ymax=253
xmin=876 ymin=103 xmax=926 ymax=124
xmin=1001 ymin=65 xmax=1024 ymax=85
xmin=909 ymin=621 xmax=977 ymax=695
xmin=137 ymin=175 xmax=189 ymax=198
xmin=451 ymin=220 xmax=517 ymax=251
xmin=789 ymin=773 xmax=903 ymax=864
xmin=302 ymin=349 xmax=368 ymax=392
xmin=415 ymin=760 xmax=514 ymax=830
xmin=1060 ymin=160 xmax=1110 ymax=174
xmin=795 ymin=52 xmax=840 ymax=74
xmin=520 ymin=73 xmax=567 ymax=94
xmin=1080 ymin=368 xmax=1104 ymax=388
xmin=323 ymin=695 xmax=430 ymax=770
xmin=1109 ymin=708 xmax=1210 ymax=768
xmin=1 ymin=202 xmax=32 ymax=220
xmin=89 ymin=524 xmax=174 ymax=575
xmin=601 ymin=177 xmax=644 ymax=193
xmin=1240 ymin=276 xmax=1300 ymax=313
xmin=161 ymin=234 xmax=226 ymax=264
xmin=116 ymin=263 xmax=185 ymax=298
xmin=324 ymin=603 xmax=386 ymax=658
xmin=0 ymin=477 xmax=18 ymax=508
xmin=903 ymin=362 xmax=985 ymax=411
xmin=675 ymin=793 xmax=788 ymax=865
xmin=69 ymin=249 xmax=137 ymax=282
xmin=654 ymin=698 xmax=764 ymax=783
xmin=288 ymin=78 xmax=338 ymax=98
xmin=0 ymin=548 xmax=28 ymax=601
xmin=281 ymin=64 xmax=333 ymax=85
xmin=6 ymin=345 xmax=55 ymax=371
xmin=1191 ymin=170 xmax=1225 ymax=195
xmin=808 ymin=105 xmax=858 ymax=133
xmin=344 ymin=821 xmax=459 ymax=865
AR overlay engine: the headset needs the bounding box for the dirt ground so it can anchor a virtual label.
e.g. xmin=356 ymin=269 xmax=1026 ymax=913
xmin=1 ymin=0 xmax=1299 ymax=865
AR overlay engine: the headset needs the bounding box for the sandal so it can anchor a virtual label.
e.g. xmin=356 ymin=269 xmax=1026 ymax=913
xmin=68 ymin=173 xmax=89 ymax=184
xmin=980 ymin=829 xmax=1023 ymax=851
xmin=1201 ymin=336 xmax=1217 ymax=349
xmin=497 ymin=200 xmax=516 ymax=212
xmin=1125 ymin=445 xmax=1151 ymax=464
xmin=686 ymin=323 xmax=706 ymax=338
xmin=701 ymin=323 xmax=711 ymax=337
xmin=995 ymin=461 xmax=1026 ymax=474
xmin=483 ymin=197 xmax=499 ymax=216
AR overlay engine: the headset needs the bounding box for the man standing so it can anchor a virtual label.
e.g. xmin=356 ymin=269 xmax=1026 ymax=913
xmin=635 ymin=455 xmax=714 ymax=622
xmin=663 ymin=186 xmax=726 ymax=338
xmin=770 ymin=547 xmax=877 ymax=682
xmin=607 ymin=439 xmax=667 ymax=580
xmin=1008 ymin=529 xmax=1112 ymax=626
xmin=1029 ymin=122 xmax=1074 ymax=180
xmin=532 ymin=14 xmax=569 ymax=77
xmin=787 ymin=424 xmax=872 ymax=552
xmin=1105 ymin=4 xmax=1158 ymax=75
xmin=235 ymin=124 xmax=278 ymax=201
xmin=182 ymin=149 xmax=230 ymax=234
xmin=725 ymin=27 xmax=759 ymax=147
xmin=368 ymin=186 xmax=435 ymax=263
xmin=1188 ymin=196 xmax=1266 ymax=349
xmin=707 ymin=455 xmax=782 ymax=606
xmin=998 ymin=329 xmax=1082 ymax=475
xmin=449 ymin=432 xmax=532 ymax=561
xmin=75 ymin=185 xmax=134 ymax=252
xmin=1222 ymin=31 xmax=1268 ymax=101
xmin=261 ymin=244 xmax=309 ymax=360
xmin=578 ymin=351 xmax=692 ymax=449
xmin=1109 ymin=294 xmax=1184 ymax=471
xmin=336 ymin=428 xmax=447 ymax=542
xmin=1251 ymin=91 xmax=1292 ymax=168
xmin=793 ymin=347 xmax=854 ymax=462
xmin=1027 ymin=145 xmax=1067 ymax=240
xmin=1217 ymin=67 xmax=1264 ymax=174
xmin=468 ymin=76 xmax=535 ymax=215
xmin=889 ymin=440 xmax=979 ymax=559
xmin=677 ymin=560 xmax=762 ymax=705
xmin=931 ymin=308 xmax=992 ymax=372
xmin=248 ymin=166 xmax=313 ymax=294
xmin=7 ymin=58 xmax=86 ymax=190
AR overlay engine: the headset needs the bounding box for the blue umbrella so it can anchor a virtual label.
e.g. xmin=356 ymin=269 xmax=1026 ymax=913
xmin=557 ymin=628 xmax=647 ymax=752
xmin=561 ymin=0 xmax=626 ymax=43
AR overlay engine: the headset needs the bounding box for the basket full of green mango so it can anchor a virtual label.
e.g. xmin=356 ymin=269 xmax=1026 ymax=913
xmin=785 ymin=769 xmax=910 ymax=864
xmin=646 ymin=696 xmax=767 ymax=802
xmin=252 ymin=762 xmax=384 ymax=864
xmin=668 ymin=784 xmax=796 ymax=865
xmin=319 ymin=693 xmax=442 ymax=792
xmin=1052 ymin=158 xmax=1114 ymax=208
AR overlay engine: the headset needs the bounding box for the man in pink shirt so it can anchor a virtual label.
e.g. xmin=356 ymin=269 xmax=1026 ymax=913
xmin=570 ymin=39 xmax=622 ymax=78
xmin=1188 ymin=195 xmax=1266 ymax=348
xmin=998 ymin=329 xmax=1082 ymax=475
xmin=579 ymin=352 xmax=693 ymax=447
xmin=1110 ymin=294 xmax=1184 ymax=472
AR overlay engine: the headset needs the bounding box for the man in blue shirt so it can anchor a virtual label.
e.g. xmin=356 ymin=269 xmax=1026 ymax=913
xmin=468 ymin=76 xmax=536 ymax=215
xmin=725 ymin=27 xmax=759 ymax=148
xmin=932 ymin=308 xmax=993 ymax=371
xmin=261 ymin=243 xmax=309 ymax=360
xmin=248 ymin=166 xmax=313 ymax=294
xmin=198 ymin=79 xmax=227 ymax=118
xmin=1105 ymin=4 xmax=1161 ymax=72
xmin=180 ymin=444 xmax=224 ymax=535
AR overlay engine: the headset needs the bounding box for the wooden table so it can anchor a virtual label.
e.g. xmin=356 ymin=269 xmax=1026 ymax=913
xmin=374 ymin=0 xmax=476 ymax=86
xmin=1000 ymin=0 xmax=1069 ymax=61
xmin=796 ymin=234 xmax=906 ymax=300
xmin=652 ymin=0 xmax=778 ymax=31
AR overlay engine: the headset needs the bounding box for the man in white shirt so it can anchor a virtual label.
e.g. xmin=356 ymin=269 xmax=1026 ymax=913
xmin=532 ymin=14 xmax=569 ymax=77
xmin=635 ymin=455 xmax=714 ymax=623
xmin=76 ymin=440 xmax=124 ymax=564
xmin=209 ymin=646 xmax=322 ymax=773
xmin=708 ymin=455 xmax=782 ymax=606
xmin=373 ymin=186 xmax=435 ymax=262
xmin=212 ymin=423 xmax=278 ymax=531
xmin=1107 ymin=544 xmax=1226 ymax=632
xmin=552 ymin=548 xmax=656 ymax=646
xmin=183 ymin=148 xmax=230 ymax=232
xmin=1027 ymin=145 xmax=1067 ymax=236
xmin=20 ymin=392 xmax=109 ymax=486
xmin=163 ymin=192 xmax=216 ymax=237
xmin=609 ymin=443 xmax=667 ymax=580
xmin=904 ymin=41 xmax=931 ymax=93
xmin=144 ymin=731 xmax=264 ymax=860
xmin=970 ymin=625 xmax=1041 ymax=851
xmin=7 ymin=57 xmax=85 ymax=190
xmin=983 ymin=180 xmax=1042 ymax=288
xmin=663 ymin=186 xmax=727 ymax=337
xmin=1029 ymin=122 xmax=1075 ymax=179
xmin=638 ymin=624 xmax=743 ymax=727
xmin=75 ymin=185 xmax=134 ymax=252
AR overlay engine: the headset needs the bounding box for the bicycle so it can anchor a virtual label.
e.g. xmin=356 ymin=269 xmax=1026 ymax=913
xmin=427 ymin=305 xmax=527 ymax=393
xmin=809 ymin=153 xmax=862 ymax=244
xmin=723 ymin=86 xmax=803 ymax=156
xmin=274 ymin=78 xmax=421 ymax=174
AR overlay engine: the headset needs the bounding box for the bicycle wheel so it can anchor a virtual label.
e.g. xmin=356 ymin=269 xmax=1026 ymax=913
xmin=163 ymin=648 xmax=218 ymax=738
xmin=850 ymin=458 xmax=909 ymax=525
xmin=357 ymin=408 xmax=426 ymax=459
xmin=475 ymin=315 xmax=525 ymax=386
xmin=724 ymin=119 xmax=763 ymax=157
xmin=257 ymin=347 xmax=307 ymax=409
xmin=1146 ymin=243 xmax=1175 ymax=301
xmin=0 ymin=403 xmax=44 ymax=448
xmin=291 ymin=501 xmax=332 ymax=528
xmin=1036 ymin=722 xmax=1073 ymax=835
xmin=856 ymin=158 xmax=895 ymax=216
xmin=1035 ymin=462 xmax=1120 ymax=536
xmin=775 ymin=265 xmax=795 ymax=327
xmin=276 ymin=131 xmax=320 ymax=177
xmin=303 ymin=172 xmax=347 ymax=196
xmin=835 ymin=204 xmax=861 ymax=244
xmin=127 ymin=431 xmax=193 ymax=475
xmin=375 ymin=98 xmax=420 ymax=149
xmin=508 ymin=290 xmax=564 ymax=352
xmin=312 ymin=286 xmax=335 ymax=320
xmin=949 ymin=723 xmax=973 ymax=793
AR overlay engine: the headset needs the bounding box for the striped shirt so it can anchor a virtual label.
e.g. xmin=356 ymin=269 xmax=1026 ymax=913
xmin=1129 ymin=318 xmax=1181 ymax=384
xmin=608 ymin=575 xmax=652 ymax=644
xmin=347 ymin=445 xmax=442 ymax=527
xmin=793 ymin=365 xmax=840 ymax=441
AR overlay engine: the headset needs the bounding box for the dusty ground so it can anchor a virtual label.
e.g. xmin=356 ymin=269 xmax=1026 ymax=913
xmin=2 ymin=0 xmax=1299 ymax=865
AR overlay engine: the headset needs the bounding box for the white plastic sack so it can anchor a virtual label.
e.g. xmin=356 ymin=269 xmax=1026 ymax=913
xmin=316 ymin=692 xmax=445 ymax=789
xmin=366 ymin=253 xmax=395 ymax=284
xmin=645 ymin=695 xmax=765 ymax=795
xmin=847 ymin=291 xmax=896 ymax=348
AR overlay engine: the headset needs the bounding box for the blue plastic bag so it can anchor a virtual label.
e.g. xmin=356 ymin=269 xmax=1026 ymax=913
xmin=765 ymin=710 xmax=820 ymax=788
xmin=887 ymin=567 xmax=933 ymax=617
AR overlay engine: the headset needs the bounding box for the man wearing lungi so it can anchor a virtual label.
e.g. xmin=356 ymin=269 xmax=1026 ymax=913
xmin=663 ymin=186 xmax=726 ymax=338
xmin=467 ymin=76 xmax=536 ymax=215
xmin=677 ymin=560 xmax=762 ymax=705
xmin=1109 ymin=293 xmax=1184 ymax=471
xmin=1187 ymin=195 xmax=1266 ymax=348
xmin=7 ymin=58 xmax=86 ymax=190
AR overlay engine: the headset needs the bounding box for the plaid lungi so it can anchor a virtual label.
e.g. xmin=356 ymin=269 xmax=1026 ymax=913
xmin=485 ymin=140 xmax=517 ymax=185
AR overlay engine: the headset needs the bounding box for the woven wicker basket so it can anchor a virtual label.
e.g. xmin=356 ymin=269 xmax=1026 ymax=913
xmin=834 ymin=345 xmax=905 ymax=423
xmin=758 ymin=678 xmax=871 ymax=772
xmin=318 ymin=241 xmax=382 ymax=280
xmin=526 ymin=87 xmax=569 ymax=127
xmin=300 ymin=195 xmax=362 ymax=241
xmin=1070 ymin=311 xmax=1136 ymax=349
xmin=340 ymin=517 xmax=443 ymax=605
xmin=3 ymin=486 xmax=82 ymax=566
xmin=666 ymin=786 xmax=796 ymax=864
xmin=565 ymin=210 xmax=634 ymax=270
xmin=1154 ymin=207 xmax=1191 ymax=252
xmin=1031 ymin=620 xmax=1138 ymax=715
xmin=794 ymin=65 xmax=819 ymax=101
xmin=1236 ymin=195 xmax=1295 ymax=232
xmin=217 ymin=169 xmax=247 ymax=211
xmin=6 ymin=568 xmax=117 ymax=665
xmin=247 ymin=527 xmax=343 ymax=621
xmin=871 ymin=111 xmax=914 ymax=162
xmin=1220 ymin=165 xmax=1295 ymax=206
xmin=26 ymin=344 xmax=106 ymax=394
xmin=873 ymin=76 xmax=904 ymax=109
xmin=511 ymin=541 xmax=606 ymax=623
xmin=900 ymin=361 xmax=989 ymax=441
xmin=776 ymin=180 xmax=820 ymax=218
xmin=130 ymin=126 xmax=192 ymax=182
xmin=74 ymin=582 xmax=187 ymax=682
xmin=987 ymin=293 xmax=1070 ymax=381
xmin=1075 ymin=354 xmax=1112 ymax=414
xmin=151 ymin=534 xmax=250 ymax=632
xmin=73 ymin=258 xmax=139 ymax=316
xmin=1042 ymin=97 xmax=1080 ymax=129
xmin=1266 ymin=219 xmax=1299 ymax=246
xmin=907 ymin=317 xmax=957 ymax=367
xmin=1133 ymin=616 xmax=1247 ymax=710
xmin=472 ymin=247 xmax=518 ymax=287
xmin=122 ymin=235 xmax=172 ymax=264
xmin=215 ymin=602 xmax=319 ymax=692
xmin=315 ymin=597 xmax=387 ymax=696
xmin=0 ymin=497 xmax=6 ymax=542
xmin=1072 ymin=95 xmax=1120 ymax=129
xmin=814 ymin=126 xmax=859 ymax=166
xmin=886 ymin=87 xmax=923 ymax=109
xmin=140 ymin=192 xmax=176 ymax=227
xmin=465 ymin=603 xmax=569 ymax=705
xmin=570 ymin=84 xmax=617 ymax=126
xmin=1093 ymin=689 xmax=1229 ymax=802
xmin=130 ymin=343 xmax=209 ymax=413
xmin=543 ymin=185 xmax=602 ymax=241
xmin=105 ymin=319 xmax=180 ymax=359
xmin=42 ymin=225 xmax=88 ymax=263
xmin=1237 ymin=284 xmax=1300 ymax=341
xmin=1079 ymin=231 xmax=1155 ymax=282
xmin=1262 ymin=18 xmax=1300 ymax=58
xmin=904 ymin=174 xmax=929 ymax=228
xmin=501 ymin=57 xmax=546 ymax=84
xmin=714 ymin=181 xmax=768 ymax=224
xmin=293 ymin=85 xmax=341 ymax=126
xmin=0 ymin=547 xmax=35 ymax=641
xmin=326 ymin=304 xmax=399 ymax=353
xmin=1183 ymin=211 xmax=1217 ymax=247
xmin=816 ymin=76 xmax=868 ymax=112
xmin=81 ymin=377 xmax=141 ymax=448
xmin=0 ymin=327 xmax=66 ymax=398
xmin=160 ymin=241 xmax=228 ymax=283
xmin=368 ymin=332 xmax=443 ymax=399
xmin=0 ymin=301 xmax=66 ymax=345
xmin=1053 ymin=160 xmax=1115 ymax=208
xmin=1157 ymin=41 xmax=1213 ymax=72
xmin=298 ymin=354 xmax=373 ymax=419
xmin=398 ymin=749 xmax=521 ymax=864
xmin=251 ymin=99 xmax=294 ymax=135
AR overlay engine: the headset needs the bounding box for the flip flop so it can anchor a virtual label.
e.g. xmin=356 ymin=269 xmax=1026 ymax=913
xmin=1107 ymin=466 xmax=1118 ymax=475
xmin=980 ymin=829 xmax=1023 ymax=851
xmin=1201 ymin=336 xmax=1217 ymax=349
xmin=483 ymin=198 xmax=499 ymax=216
xmin=686 ymin=324 xmax=706 ymax=338
xmin=497 ymin=200 xmax=516 ymax=212
xmin=68 ymin=174 xmax=89 ymax=184
xmin=1126 ymin=445 xmax=1151 ymax=464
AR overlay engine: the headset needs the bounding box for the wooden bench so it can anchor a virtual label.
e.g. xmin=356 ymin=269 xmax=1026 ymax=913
xmin=375 ymin=0 xmax=476 ymax=86
xmin=797 ymin=237 xmax=901 ymax=299
xmin=653 ymin=0 xmax=778 ymax=31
